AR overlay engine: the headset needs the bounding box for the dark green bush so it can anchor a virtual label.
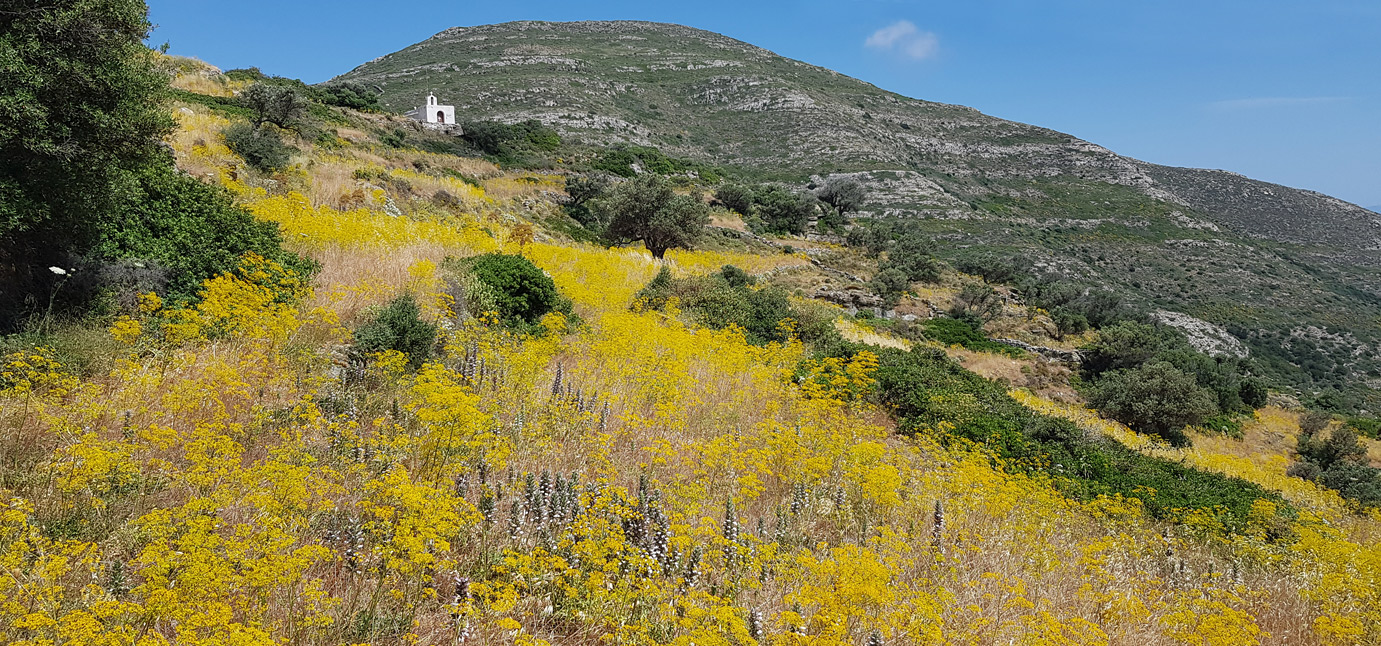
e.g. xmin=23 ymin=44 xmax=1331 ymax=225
xmin=885 ymin=236 xmax=945 ymax=284
xmin=463 ymin=253 xmax=572 ymax=329
xmin=714 ymin=184 xmax=755 ymax=216
xmin=1348 ymin=416 xmax=1381 ymax=440
xmin=1081 ymin=321 xmax=1172 ymax=375
xmin=1289 ymin=422 xmax=1381 ymax=507
xmin=1297 ymin=426 xmax=1367 ymax=472
xmin=224 ymin=122 xmax=294 ymax=172
xmin=870 ymin=268 xmax=906 ymax=309
xmin=1085 ymin=361 xmax=1217 ymax=446
xmin=1 ymin=0 xmax=175 ymax=329
xmin=949 ymin=283 xmax=1005 ymax=323
xmin=318 ymin=82 xmax=380 ymax=111
xmin=1201 ymin=413 xmax=1245 ymax=438
xmin=1239 ymin=377 xmax=1270 ymax=409
xmin=751 ymin=186 xmax=815 ymax=235
xmin=239 ymin=83 xmax=309 ymax=130
xmin=379 ymin=129 xmax=407 ymax=149
xmin=953 ymin=253 xmax=1023 ymax=285
xmin=564 ymin=174 xmax=612 ymax=231
xmin=1299 ymin=410 xmax=1332 ymax=436
xmin=461 ymin=119 xmax=561 ymax=164
xmin=1052 ymin=309 xmax=1089 ymax=340
xmin=1318 ymin=463 xmax=1381 ymax=507
xmin=98 ymin=164 xmax=315 ymax=302
xmin=589 ymin=144 xmax=721 ymax=182
xmin=351 ymin=294 xmax=438 ymax=369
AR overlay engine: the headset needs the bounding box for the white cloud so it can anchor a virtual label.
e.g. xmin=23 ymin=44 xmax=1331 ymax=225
xmin=1208 ymin=97 xmax=1347 ymax=111
xmin=865 ymin=20 xmax=939 ymax=61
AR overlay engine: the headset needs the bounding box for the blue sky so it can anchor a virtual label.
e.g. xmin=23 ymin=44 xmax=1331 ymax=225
xmin=148 ymin=0 xmax=1381 ymax=208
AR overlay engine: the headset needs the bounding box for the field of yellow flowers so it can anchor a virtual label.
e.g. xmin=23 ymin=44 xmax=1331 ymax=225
xmin=1 ymin=99 xmax=1378 ymax=646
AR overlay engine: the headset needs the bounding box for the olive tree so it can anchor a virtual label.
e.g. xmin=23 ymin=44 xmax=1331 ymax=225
xmin=1086 ymin=361 xmax=1218 ymax=446
xmin=816 ymin=176 xmax=867 ymax=218
xmin=600 ymin=175 xmax=709 ymax=259
xmin=240 ymin=82 xmax=310 ymax=130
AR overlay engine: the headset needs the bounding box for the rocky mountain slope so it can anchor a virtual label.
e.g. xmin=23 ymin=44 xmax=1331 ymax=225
xmin=334 ymin=20 xmax=1381 ymax=410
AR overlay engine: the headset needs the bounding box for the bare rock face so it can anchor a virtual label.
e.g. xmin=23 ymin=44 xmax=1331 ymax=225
xmin=813 ymin=287 xmax=884 ymax=309
xmin=1151 ymin=310 xmax=1249 ymax=358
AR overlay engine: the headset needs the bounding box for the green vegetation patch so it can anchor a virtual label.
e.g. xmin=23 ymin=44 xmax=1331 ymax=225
xmin=351 ymin=294 xmax=438 ymax=370
xmin=827 ymin=342 xmax=1290 ymax=532
xmin=443 ymin=253 xmax=576 ymax=334
xmin=637 ymin=265 xmax=838 ymax=347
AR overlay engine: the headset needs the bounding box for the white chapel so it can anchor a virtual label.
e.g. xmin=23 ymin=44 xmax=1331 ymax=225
xmin=405 ymin=94 xmax=455 ymax=126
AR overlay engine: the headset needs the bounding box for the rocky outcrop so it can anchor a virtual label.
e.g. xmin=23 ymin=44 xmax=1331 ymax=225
xmin=813 ymin=287 xmax=884 ymax=309
xmin=1151 ymin=310 xmax=1249 ymax=358
xmin=993 ymin=338 xmax=1085 ymax=363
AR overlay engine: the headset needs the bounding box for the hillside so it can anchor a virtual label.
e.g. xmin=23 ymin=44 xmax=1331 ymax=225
xmin=6 ymin=38 xmax=1381 ymax=646
xmin=334 ymin=20 xmax=1381 ymax=411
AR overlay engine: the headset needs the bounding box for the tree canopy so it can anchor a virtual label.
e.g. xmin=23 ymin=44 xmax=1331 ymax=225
xmin=600 ymin=175 xmax=709 ymax=259
xmin=816 ymin=176 xmax=866 ymax=217
xmin=1 ymin=0 xmax=173 ymax=324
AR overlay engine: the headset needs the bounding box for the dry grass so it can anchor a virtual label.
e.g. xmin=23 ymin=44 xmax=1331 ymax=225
xmin=709 ymin=210 xmax=747 ymax=231
xmin=836 ymin=318 xmax=911 ymax=350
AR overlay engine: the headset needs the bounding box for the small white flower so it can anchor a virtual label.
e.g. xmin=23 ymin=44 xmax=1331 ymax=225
xmin=48 ymin=266 xmax=67 ymax=276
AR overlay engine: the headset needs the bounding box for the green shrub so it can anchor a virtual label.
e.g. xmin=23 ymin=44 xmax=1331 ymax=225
xmin=379 ymin=129 xmax=407 ymax=149
xmin=460 ymin=119 xmax=561 ymax=165
xmin=1239 ymin=376 xmax=1270 ymax=409
xmin=1299 ymin=410 xmax=1332 ymax=436
xmin=318 ymin=82 xmax=380 ymax=111
xmin=1290 ymin=422 xmax=1381 ymax=507
xmin=1051 ymin=308 xmax=1089 ymax=340
xmin=885 ymin=236 xmax=945 ymax=283
xmin=953 ymin=252 xmax=1023 ymax=285
xmin=948 ymin=283 xmax=1004 ymax=323
xmin=564 ymin=174 xmax=612 ymax=231
xmin=98 ymin=164 xmax=315 ymax=302
xmin=1081 ymin=321 xmax=1175 ymax=376
xmin=870 ymin=268 xmax=909 ymax=308
xmin=1 ymin=0 xmax=174 ymax=329
xmin=456 ymin=253 xmax=572 ymax=330
xmin=751 ymin=186 xmax=815 ymax=235
xmin=1201 ymin=413 xmax=1245 ymax=438
xmin=1318 ymin=462 xmax=1381 ymax=507
xmin=240 ymin=83 xmax=309 ymax=130
xmin=1086 ymin=361 xmax=1218 ymax=446
xmin=1348 ymin=416 xmax=1381 ymax=440
xmin=224 ymin=122 xmax=293 ymax=172
xmin=590 ymin=144 xmax=720 ymax=182
xmin=636 ymin=266 xmax=838 ymax=346
xmin=1297 ymin=426 xmax=1367 ymax=471
xmin=920 ymin=318 xmax=1023 ymax=357
xmin=351 ymin=294 xmax=437 ymax=369
xmin=714 ymin=184 xmax=755 ymax=216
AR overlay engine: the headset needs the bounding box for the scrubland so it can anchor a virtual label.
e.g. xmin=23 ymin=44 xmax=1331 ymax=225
xmin=1 ymin=98 xmax=1378 ymax=646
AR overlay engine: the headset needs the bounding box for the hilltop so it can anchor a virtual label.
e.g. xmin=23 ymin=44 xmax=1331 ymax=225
xmin=335 ymin=20 xmax=1381 ymax=411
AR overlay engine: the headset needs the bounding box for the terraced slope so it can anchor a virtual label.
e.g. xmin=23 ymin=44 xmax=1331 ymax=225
xmin=334 ymin=20 xmax=1381 ymax=410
